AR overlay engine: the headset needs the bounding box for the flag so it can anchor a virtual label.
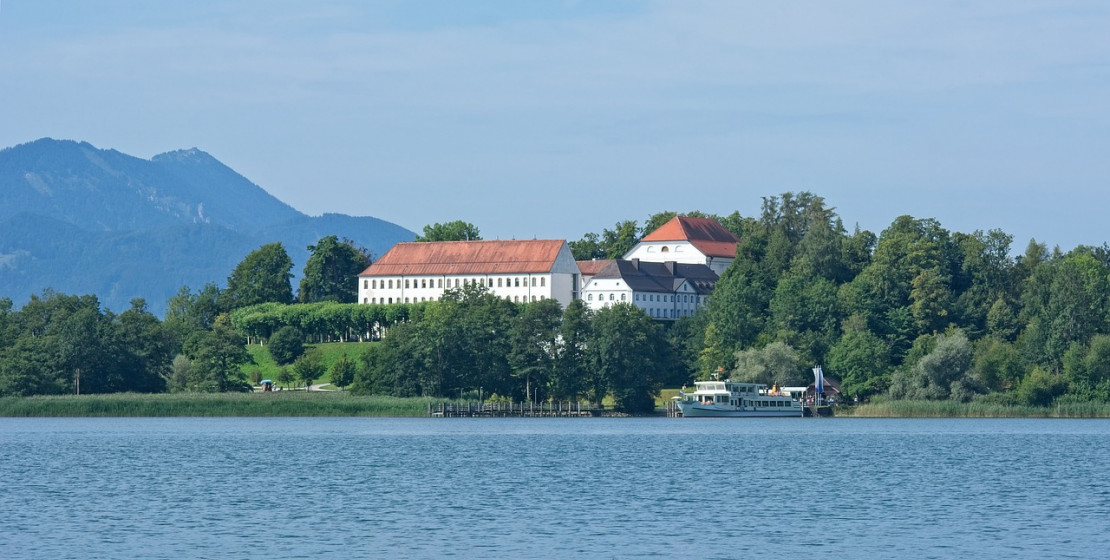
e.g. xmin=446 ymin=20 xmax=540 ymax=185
xmin=813 ymin=365 xmax=824 ymax=395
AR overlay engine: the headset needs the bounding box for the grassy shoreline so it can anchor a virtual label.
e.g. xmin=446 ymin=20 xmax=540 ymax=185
xmin=840 ymin=400 xmax=1110 ymax=418
xmin=4 ymin=394 xmax=1110 ymax=418
xmin=0 ymin=392 xmax=432 ymax=417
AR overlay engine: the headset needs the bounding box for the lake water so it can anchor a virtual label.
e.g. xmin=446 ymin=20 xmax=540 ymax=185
xmin=2 ymin=417 xmax=1108 ymax=559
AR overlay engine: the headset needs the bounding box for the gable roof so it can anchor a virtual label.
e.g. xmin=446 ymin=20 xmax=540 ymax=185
xmin=639 ymin=216 xmax=739 ymax=258
xmin=576 ymin=259 xmax=614 ymax=276
xmin=591 ymin=259 xmax=718 ymax=295
xmin=360 ymin=240 xmax=568 ymax=276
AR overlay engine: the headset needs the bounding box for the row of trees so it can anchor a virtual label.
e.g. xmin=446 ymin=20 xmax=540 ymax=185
xmin=0 ymin=235 xmax=370 ymax=396
xmin=549 ymin=192 xmax=1110 ymax=406
xmin=5 ymin=194 xmax=1110 ymax=410
xmin=222 ymin=235 xmax=372 ymax=308
xmin=0 ymin=293 xmax=252 ymax=395
xmin=651 ymin=193 xmax=1110 ymax=405
xmin=349 ymin=284 xmax=676 ymax=413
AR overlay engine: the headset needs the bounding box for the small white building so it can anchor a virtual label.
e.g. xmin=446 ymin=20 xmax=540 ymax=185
xmin=357 ymin=239 xmax=580 ymax=307
xmin=580 ymin=258 xmax=718 ymax=320
xmin=623 ymin=216 xmax=739 ymax=275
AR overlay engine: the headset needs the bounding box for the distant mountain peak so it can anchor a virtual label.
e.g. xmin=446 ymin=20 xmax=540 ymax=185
xmin=152 ymin=147 xmax=215 ymax=164
xmin=0 ymin=138 xmax=416 ymax=315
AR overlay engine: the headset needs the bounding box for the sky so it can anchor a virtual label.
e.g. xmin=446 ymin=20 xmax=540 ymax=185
xmin=2 ymin=1 xmax=1108 ymax=251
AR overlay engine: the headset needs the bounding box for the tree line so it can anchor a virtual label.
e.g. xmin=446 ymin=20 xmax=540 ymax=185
xmin=0 ymin=235 xmax=370 ymax=395
xmin=4 ymin=196 xmax=1110 ymax=411
xmin=348 ymin=283 xmax=678 ymax=413
xmin=669 ymin=193 xmax=1110 ymax=407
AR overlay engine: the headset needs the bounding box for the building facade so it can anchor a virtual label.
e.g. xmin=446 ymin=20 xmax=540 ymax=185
xmin=623 ymin=216 xmax=739 ymax=275
xmin=579 ymin=258 xmax=718 ymax=320
xmin=357 ymin=239 xmax=580 ymax=307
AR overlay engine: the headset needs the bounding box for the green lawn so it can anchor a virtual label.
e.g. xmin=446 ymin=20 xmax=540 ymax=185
xmin=241 ymin=341 xmax=373 ymax=387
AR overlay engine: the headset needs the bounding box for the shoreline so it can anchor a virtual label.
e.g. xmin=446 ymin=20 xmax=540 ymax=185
xmin=3 ymin=393 xmax=1110 ymax=418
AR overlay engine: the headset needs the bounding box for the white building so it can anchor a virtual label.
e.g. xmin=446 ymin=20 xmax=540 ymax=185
xmin=623 ymin=216 xmax=739 ymax=275
xmin=357 ymin=239 xmax=580 ymax=307
xmin=579 ymin=258 xmax=718 ymax=320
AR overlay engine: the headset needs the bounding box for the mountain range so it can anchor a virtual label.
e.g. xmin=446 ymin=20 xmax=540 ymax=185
xmin=0 ymin=138 xmax=415 ymax=316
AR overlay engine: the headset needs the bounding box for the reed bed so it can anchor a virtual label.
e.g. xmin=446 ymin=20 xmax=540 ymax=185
xmin=0 ymin=392 xmax=431 ymax=417
xmin=847 ymin=399 xmax=1110 ymax=418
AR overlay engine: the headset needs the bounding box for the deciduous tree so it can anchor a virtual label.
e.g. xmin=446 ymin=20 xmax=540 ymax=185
xmin=268 ymin=326 xmax=305 ymax=365
xmin=225 ymin=242 xmax=294 ymax=309
xmin=415 ymin=221 xmax=481 ymax=242
xmin=588 ymin=303 xmax=663 ymax=414
xmin=293 ymin=349 xmax=326 ymax=389
xmin=298 ymin=236 xmax=372 ymax=303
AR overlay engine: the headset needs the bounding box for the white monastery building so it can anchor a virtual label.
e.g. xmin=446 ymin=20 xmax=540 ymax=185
xmin=576 ymin=215 xmax=739 ymax=319
xmin=578 ymin=259 xmax=719 ymax=320
xmin=355 ymin=216 xmax=740 ymax=321
xmin=357 ymin=239 xmax=580 ymax=307
xmin=623 ymin=216 xmax=740 ymax=275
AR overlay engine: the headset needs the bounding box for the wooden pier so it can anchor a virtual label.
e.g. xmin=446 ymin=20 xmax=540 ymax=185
xmin=428 ymin=400 xmax=607 ymax=417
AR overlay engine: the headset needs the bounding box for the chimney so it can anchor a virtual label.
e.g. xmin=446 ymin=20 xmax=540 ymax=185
xmin=631 ymin=258 xmax=639 ymax=271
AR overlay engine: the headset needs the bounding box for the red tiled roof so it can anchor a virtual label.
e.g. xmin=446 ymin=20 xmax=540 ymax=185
xmin=359 ymin=240 xmax=567 ymax=276
xmin=640 ymin=216 xmax=739 ymax=258
xmin=576 ymin=259 xmax=614 ymax=276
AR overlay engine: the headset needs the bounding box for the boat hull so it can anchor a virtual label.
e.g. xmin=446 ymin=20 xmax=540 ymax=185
xmin=676 ymin=402 xmax=802 ymax=418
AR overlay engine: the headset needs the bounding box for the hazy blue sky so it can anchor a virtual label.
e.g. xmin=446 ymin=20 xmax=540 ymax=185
xmin=2 ymin=1 xmax=1108 ymax=250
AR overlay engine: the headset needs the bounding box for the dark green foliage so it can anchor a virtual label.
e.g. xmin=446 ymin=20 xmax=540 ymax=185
xmin=293 ymin=350 xmax=326 ymax=389
xmin=568 ymin=232 xmax=605 ymax=261
xmin=732 ymin=341 xmax=807 ymax=387
xmin=826 ymin=327 xmax=890 ymax=400
xmin=181 ymin=319 xmax=253 ymax=392
xmin=1014 ymin=367 xmax=1067 ymax=406
xmin=0 ymin=292 xmax=173 ymax=396
xmin=225 ymin=242 xmax=295 ymax=309
xmin=508 ymin=299 xmax=563 ymax=402
xmin=10 ymin=188 xmax=1110 ymax=408
xmin=550 ymin=300 xmax=591 ymax=400
xmin=569 ymin=220 xmax=640 ymax=260
xmin=268 ymin=326 xmax=305 ymax=365
xmin=971 ymin=337 xmax=1024 ymax=392
xmin=276 ymin=367 xmax=295 ymax=389
xmin=329 ymin=354 xmax=357 ymax=388
xmin=165 ymin=283 xmax=226 ymax=340
xmin=415 ymin=220 xmax=481 ymax=242
xmin=588 ymin=304 xmax=664 ymax=414
xmin=298 ymin=235 xmax=372 ymax=303
xmin=888 ymin=331 xmax=975 ymax=401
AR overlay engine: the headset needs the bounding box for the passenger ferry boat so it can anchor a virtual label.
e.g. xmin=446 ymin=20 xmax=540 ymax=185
xmin=674 ymin=380 xmax=803 ymax=417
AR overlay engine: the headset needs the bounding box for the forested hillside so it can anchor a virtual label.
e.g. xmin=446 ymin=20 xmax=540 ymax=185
xmin=0 ymin=138 xmax=415 ymax=315
xmin=3 ymin=192 xmax=1109 ymax=413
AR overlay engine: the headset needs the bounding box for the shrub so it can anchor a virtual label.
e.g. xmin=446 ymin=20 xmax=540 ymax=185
xmin=269 ymin=326 xmax=305 ymax=365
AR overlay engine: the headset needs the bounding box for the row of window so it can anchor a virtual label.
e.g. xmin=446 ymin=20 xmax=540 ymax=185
xmin=363 ymin=295 xmax=547 ymax=304
xmin=647 ymin=307 xmax=695 ymax=319
xmin=587 ymin=293 xmax=627 ymax=302
xmin=364 ymin=276 xmax=547 ymax=290
xmin=585 ymin=292 xmax=704 ymax=304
